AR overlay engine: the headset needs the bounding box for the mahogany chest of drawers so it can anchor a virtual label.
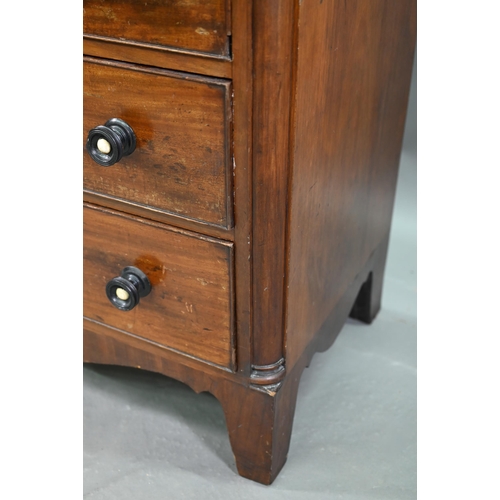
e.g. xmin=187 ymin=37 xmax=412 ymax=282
xmin=83 ymin=0 xmax=416 ymax=485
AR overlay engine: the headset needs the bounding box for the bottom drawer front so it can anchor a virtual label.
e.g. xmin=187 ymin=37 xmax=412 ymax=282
xmin=83 ymin=205 xmax=234 ymax=370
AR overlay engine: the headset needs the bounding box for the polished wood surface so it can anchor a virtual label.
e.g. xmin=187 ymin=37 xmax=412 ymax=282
xmin=251 ymin=0 xmax=295 ymax=369
xmin=83 ymin=204 xmax=235 ymax=370
xmin=84 ymin=57 xmax=232 ymax=229
xmin=229 ymin=0 xmax=253 ymax=376
xmin=83 ymin=0 xmax=231 ymax=58
xmin=83 ymin=37 xmax=232 ymax=79
xmin=83 ymin=190 xmax=236 ymax=242
xmin=83 ymin=0 xmax=416 ymax=485
xmin=285 ymin=0 xmax=417 ymax=369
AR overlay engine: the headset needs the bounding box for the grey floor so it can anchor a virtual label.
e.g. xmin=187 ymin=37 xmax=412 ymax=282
xmin=84 ymin=59 xmax=417 ymax=499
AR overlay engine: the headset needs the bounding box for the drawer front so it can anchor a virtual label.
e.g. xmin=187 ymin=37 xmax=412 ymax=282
xmin=84 ymin=59 xmax=232 ymax=228
xmin=83 ymin=205 xmax=235 ymax=370
xmin=83 ymin=0 xmax=231 ymax=58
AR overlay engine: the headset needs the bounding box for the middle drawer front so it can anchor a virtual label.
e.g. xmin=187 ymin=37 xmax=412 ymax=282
xmin=83 ymin=205 xmax=235 ymax=370
xmin=84 ymin=58 xmax=232 ymax=229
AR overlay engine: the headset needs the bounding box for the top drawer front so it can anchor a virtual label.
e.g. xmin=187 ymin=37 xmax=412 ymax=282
xmin=83 ymin=0 xmax=231 ymax=58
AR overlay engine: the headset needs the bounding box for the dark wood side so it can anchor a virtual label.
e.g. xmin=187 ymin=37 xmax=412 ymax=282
xmin=83 ymin=57 xmax=233 ymax=229
xmin=251 ymin=0 xmax=296 ymax=371
xmin=84 ymin=204 xmax=235 ymax=370
xmin=83 ymin=0 xmax=231 ymax=58
xmin=284 ymin=0 xmax=417 ymax=369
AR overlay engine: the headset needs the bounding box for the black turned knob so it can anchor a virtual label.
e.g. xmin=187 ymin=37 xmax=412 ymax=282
xmin=86 ymin=118 xmax=136 ymax=166
xmin=106 ymin=266 xmax=152 ymax=311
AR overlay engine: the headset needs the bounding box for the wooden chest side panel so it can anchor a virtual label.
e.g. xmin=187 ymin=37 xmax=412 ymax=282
xmin=83 ymin=0 xmax=231 ymax=58
xmin=83 ymin=205 xmax=235 ymax=370
xmin=83 ymin=58 xmax=232 ymax=228
xmin=285 ymin=0 xmax=416 ymax=368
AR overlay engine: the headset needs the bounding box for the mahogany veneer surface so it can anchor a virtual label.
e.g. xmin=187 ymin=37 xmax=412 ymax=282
xmin=285 ymin=0 xmax=417 ymax=369
xmin=83 ymin=0 xmax=231 ymax=57
xmin=83 ymin=0 xmax=416 ymax=486
xmin=83 ymin=204 xmax=235 ymax=370
xmin=83 ymin=58 xmax=232 ymax=229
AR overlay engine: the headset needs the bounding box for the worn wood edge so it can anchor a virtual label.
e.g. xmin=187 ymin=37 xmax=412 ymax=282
xmin=231 ymin=0 xmax=254 ymax=377
xmin=224 ymin=81 xmax=234 ymax=229
xmin=83 ymin=318 xmax=244 ymax=386
xmin=282 ymin=0 xmax=301 ymax=362
xmin=83 ymin=55 xmax=232 ymax=87
xmin=83 ymin=202 xmax=234 ymax=248
xmin=83 ymin=38 xmax=232 ymax=79
xmin=83 ymin=192 xmax=235 ymax=240
xmin=83 ymin=191 xmax=235 ymax=236
xmin=225 ymin=0 xmax=232 ymax=39
xmin=84 ymin=315 xmax=274 ymax=395
xmin=84 ymin=317 xmax=236 ymax=372
xmin=227 ymin=231 xmax=237 ymax=371
xmin=83 ymin=34 xmax=232 ymax=61
xmin=83 ymin=317 xmax=281 ymax=394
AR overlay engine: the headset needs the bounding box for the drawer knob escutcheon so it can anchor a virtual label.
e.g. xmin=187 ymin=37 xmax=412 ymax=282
xmin=86 ymin=118 xmax=136 ymax=167
xmin=105 ymin=266 xmax=152 ymax=311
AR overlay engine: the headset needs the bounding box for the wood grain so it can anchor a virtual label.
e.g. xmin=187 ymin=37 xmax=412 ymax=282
xmin=251 ymin=0 xmax=295 ymax=368
xmin=83 ymin=57 xmax=233 ymax=229
xmin=83 ymin=37 xmax=232 ymax=79
xmin=82 ymin=0 xmax=417 ymax=485
xmin=83 ymin=190 xmax=235 ymax=242
xmin=83 ymin=204 xmax=235 ymax=370
xmin=83 ymin=0 xmax=231 ymax=58
xmin=230 ymin=0 xmax=253 ymax=376
xmin=284 ymin=0 xmax=417 ymax=369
